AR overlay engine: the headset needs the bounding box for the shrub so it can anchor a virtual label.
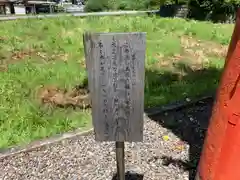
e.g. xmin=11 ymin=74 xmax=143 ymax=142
xmin=84 ymin=0 xmax=240 ymax=22
xmin=84 ymin=0 xmax=165 ymax=12
xmin=189 ymin=0 xmax=240 ymax=22
xmin=84 ymin=0 xmax=110 ymax=12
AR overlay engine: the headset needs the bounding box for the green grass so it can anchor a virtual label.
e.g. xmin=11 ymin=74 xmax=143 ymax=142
xmin=0 ymin=15 xmax=233 ymax=148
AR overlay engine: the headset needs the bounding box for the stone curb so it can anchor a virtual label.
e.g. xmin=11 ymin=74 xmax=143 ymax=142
xmin=0 ymin=128 xmax=94 ymax=159
xmin=145 ymin=93 xmax=214 ymax=116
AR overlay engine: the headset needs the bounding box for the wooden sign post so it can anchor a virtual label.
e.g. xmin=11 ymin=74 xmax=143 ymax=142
xmin=83 ymin=32 xmax=146 ymax=180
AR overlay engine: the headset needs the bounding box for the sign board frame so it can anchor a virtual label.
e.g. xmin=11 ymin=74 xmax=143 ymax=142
xmin=83 ymin=32 xmax=146 ymax=142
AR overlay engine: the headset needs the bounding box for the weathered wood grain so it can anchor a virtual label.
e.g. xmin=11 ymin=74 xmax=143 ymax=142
xmin=83 ymin=32 xmax=146 ymax=142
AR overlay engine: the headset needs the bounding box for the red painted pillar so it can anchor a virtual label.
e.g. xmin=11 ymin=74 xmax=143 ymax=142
xmin=195 ymin=9 xmax=240 ymax=180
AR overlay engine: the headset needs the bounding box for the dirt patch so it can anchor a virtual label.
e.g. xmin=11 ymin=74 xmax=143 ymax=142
xmin=11 ymin=50 xmax=68 ymax=62
xmin=38 ymin=84 xmax=91 ymax=109
xmin=0 ymin=49 xmax=70 ymax=72
xmin=155 ymin=52 xmax=206 ymax=79
xmin=155 ymin=36 xmax=227 ymax=76
xmin=0 ymin=36 xmax=7 ymax=43
xmin=36 ymin=52 xmax=69 ymax=62
xmin=0 ymin=65 xmax=7 ymax=72
xmin=180 ymin=36 xmax=228 ymax=58
xmin=11 ymin=49 xmax=35 ymax=61
xmin=0 ymin=49 xmax=35 ymax=71
xmin=176 ymin=36 xmax=227 ymax=69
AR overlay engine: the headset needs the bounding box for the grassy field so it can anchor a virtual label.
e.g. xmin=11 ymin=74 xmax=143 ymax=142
xmin=0 ymin=15 xmax=234 ymax=148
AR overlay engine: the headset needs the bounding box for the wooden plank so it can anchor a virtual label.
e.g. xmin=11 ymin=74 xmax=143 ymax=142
xmin=83 ymin=32 xmax=146 ymax=142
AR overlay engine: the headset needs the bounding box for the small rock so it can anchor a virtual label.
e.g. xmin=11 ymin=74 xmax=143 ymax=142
xmin=186 ymin=98 xmax=191 ymax=102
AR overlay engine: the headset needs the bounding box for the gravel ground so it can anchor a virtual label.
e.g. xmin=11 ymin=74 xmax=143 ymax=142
xmin=0 ymin=99 xmax=213 ymax=180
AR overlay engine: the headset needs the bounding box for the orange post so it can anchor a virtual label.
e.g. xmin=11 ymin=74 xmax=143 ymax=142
xmin=195 ymin=9 xmax=240 ymax=180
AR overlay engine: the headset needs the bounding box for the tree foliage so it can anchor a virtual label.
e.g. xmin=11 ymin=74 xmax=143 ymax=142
xmin=84 ymin=0 xmax=240 ymax=22
xmin=84 ymin=0 xmax=164 ymax=12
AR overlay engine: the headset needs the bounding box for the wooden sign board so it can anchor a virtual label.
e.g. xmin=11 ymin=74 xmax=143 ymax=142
xmin=83 ymin=32 xmax=146 ymax=142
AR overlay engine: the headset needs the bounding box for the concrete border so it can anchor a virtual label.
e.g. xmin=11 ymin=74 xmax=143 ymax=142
xmin=0 ymin=128 xmax=93 ymax=159
xmin=0 ymin=93 xmax=214 ymax=160
xmin=0 ymin=10 xmax=159 ymax=21
xmin=145 ymin=93 xmax=214 ymax=116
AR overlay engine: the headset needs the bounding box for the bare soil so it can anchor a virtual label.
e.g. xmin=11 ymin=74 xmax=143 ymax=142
xmin=38 ymin=84 xmax=91 ymax=109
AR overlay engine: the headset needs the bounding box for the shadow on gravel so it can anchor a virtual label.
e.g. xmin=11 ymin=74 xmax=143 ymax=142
xmin=112 ymin=171 xmax=144 ymax=180
xmin=146 ymin=63 xmax=220 ymax=180
xmin=148 ymin=99 xmax=213 ymax=180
